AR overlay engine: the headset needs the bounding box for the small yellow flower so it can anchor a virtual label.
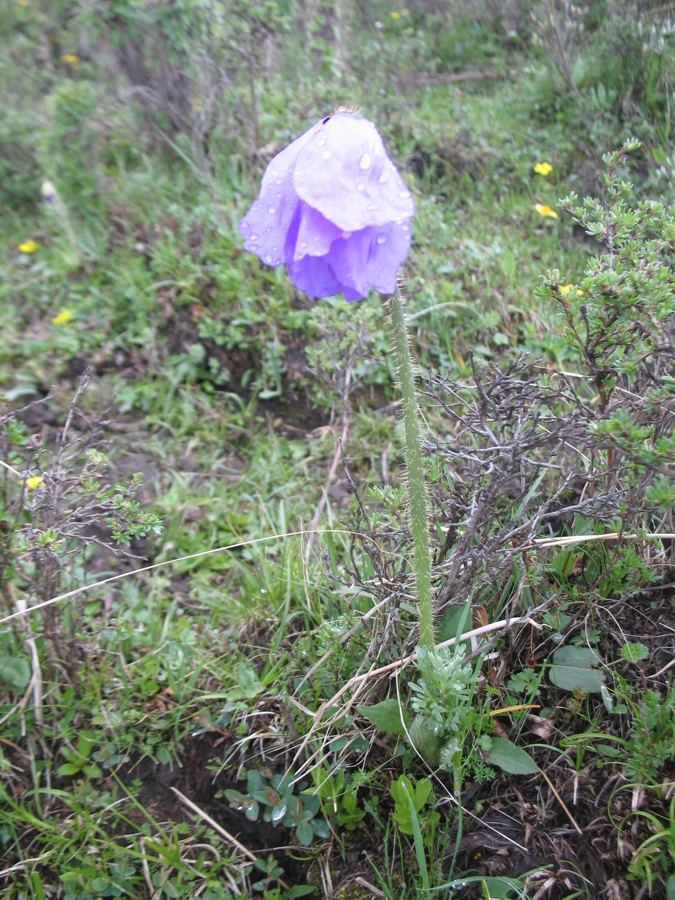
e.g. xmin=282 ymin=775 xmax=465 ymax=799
xmin=576 ymin=289 xmax=584 ymax=296
xmin=560 ymin=284 xmax=572 ymax=294
xmin=192 ymin=100 xmax=203 ymax=112
xmin=19 ymin=240 xmax=37 ymax=253
xmin=61 ymin=53 xmax=79 ymax=67
xmin=391 ymin=11 xmax=400 ymax=18
xmin=52 ymin=309 xmax=73 ymax=325
xmin=25 ymin=475 xmax=43 ymax=490
xmin=535 ymin=204 xmax=558 ymax=219
xmin=534 ymin=162 xmax=553 ymax=176
xmin=18 ymin=0 xmax=28 ymax=6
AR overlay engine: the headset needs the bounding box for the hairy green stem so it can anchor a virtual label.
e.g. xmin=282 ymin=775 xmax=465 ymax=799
xmin=387 ymin=286 xmax=434 ymax=650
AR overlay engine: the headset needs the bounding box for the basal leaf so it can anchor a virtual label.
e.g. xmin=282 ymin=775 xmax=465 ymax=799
xmin=358 ymin=698 xmax=411 ymax=736
xmin=485 ymin=737 xmax=538 ymax=775
xmin=620 ymin=641 xmax=649 ymax=662
xmin=0 ymin=656 xmax=31 ymax=689
xmin=548 ymin=645 xmax=606 ymax=693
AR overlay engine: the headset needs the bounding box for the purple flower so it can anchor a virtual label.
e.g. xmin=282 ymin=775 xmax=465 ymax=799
xmin=239 ymin=111 xmax=414 ymax=301
xmin=41 ymin=180 xmax=56 ymax=203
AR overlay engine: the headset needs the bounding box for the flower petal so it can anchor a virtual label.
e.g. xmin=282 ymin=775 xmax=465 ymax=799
xmin=294 ymin=204 xmax=343 ymax=260
xmin=288 ymin=217 xmax=412 ymax=300
xmin=238 ymin=123 xmax=321 ymax=265
xmin=287 ymin=251 xmax=343 ymax=299
xmin=325 ymin=230 xmax=371 ymax=299
xmin=364 ymin=220 xmax=412 ymax=294
xmin=293 ymin=112 xmax=414 ymax=232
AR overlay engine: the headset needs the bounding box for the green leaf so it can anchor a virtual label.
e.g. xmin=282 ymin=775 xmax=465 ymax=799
xmin=485 ymin=737 xmax=538 ymax=775
xmin=620 ymin=641 xmax=649 ymax=662
xmin=287 ymin=886 xmax=316 ymax=897
xmin=413 ymin=777 xmax=433 ymax=809
xmin=295 ymin=821 xmax=313 ymax=846
xmin=391 ymin=774 xmax=413 ymax=804
xmin=548 ymin=645 xmax=606 ymax=693
xmin=0 ymin=656 xmax=31 ymax=689
xmin=665 ymin=874 xmax=675 ymax=900
xmin=437 ymin=602 xmax=472 ymax=646
xmin=253 ymin=786 xmax=281 ymax=807
xmin=358 ymin=698 xmax=411 ymax=736
xmin=596 ymin=743 xmax=622 ymax=758
xmin=480 ymin=877 xmax=528 ymax=899
xmin=225 ymin=790 xmax=259 ymax=820
xmin=552 ymin=646 xmax=601 ymax=666
xmin=58 ymin=763 xmax=82 ymax=776
xmin=407 ymin=716 xmax=441 ymax=767
xmin=272 ymin=800 xmax=288 ymax=825
xmin=312 ymin=819 xmax=330 ymax=839
xmin=500 ymin=249 xmax=516 ymax=278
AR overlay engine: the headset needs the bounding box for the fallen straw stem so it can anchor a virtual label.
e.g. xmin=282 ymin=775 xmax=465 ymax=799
xmin=532 ymin=531 xmax=675 ymax=549
xmin=387 ymin=285 xmax=434 ymax=650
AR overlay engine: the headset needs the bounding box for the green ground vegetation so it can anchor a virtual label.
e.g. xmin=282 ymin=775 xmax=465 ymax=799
xmin=1 ymin=1 xmax=675 ymax=897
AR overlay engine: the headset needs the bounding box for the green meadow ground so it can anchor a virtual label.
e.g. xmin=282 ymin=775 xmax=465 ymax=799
xmin=1 ymin=2 xmax=674 ymax=898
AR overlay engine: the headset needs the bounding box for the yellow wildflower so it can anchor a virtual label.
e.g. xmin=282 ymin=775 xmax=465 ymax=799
xmin=534 ymin=162 xmax=553 ymax=176
xmin=18 ymin=0 xmax=28 ymax=5
xmin=25 ymin=476 xmax=43 ymax=490
xmin=560 ymin=284 xmax=584 ymax=296
xmin=61 ymin=54 xmax=79 ymax=67
xmin=535 ymin=204 xmax=558 ymax=219
xmin=52 ymin=309 xmax=73 ymax=325
xmin=402 ymin=7 xmax=410 ymax=13
xmin=391 ymin=11 xmax=400 ymax=18
xmin=19 ymin=240 xmax=37 ymax=253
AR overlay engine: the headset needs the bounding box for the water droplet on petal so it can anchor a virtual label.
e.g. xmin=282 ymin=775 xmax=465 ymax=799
xmin=276 ymin=178 xmax=282 ymax=185
xmin=265 ymin=254 xmax=272 ymax=263
xmin=274 ymin=258 xmax=281 ymax=265
xmin=359 ymin=152 xmax=372 ymax=170
xmin=272 ymin=246 xmax=278 ymax=252
xmin=250 ymin=243 xmax=259 ymax=251
xmin=378 ymin=172 xmax=389 ymax=184
xmin=402 ymin=223 xmax=410 ymax=232
xmin=241 ymin=221 xmax=250 ymax=230
xmin=318 ymin=137 xmax=326 ymax=146
xmin=267 ymin=205 xmax=276 ymax=214
xmin=265 ymin=227 xmax=271 ymax=233
xmin=399 ymin=190 xmax=411 ymax=199
xmin=357 ymin=183 xmax=365 ymax=191
xmin=377 ymin=233 xmax=388 ymax=245
xmin=322 ymin=150 xmax=331 ymax=160
xmin=368 ymin=204 xmax=378 ymax=211
xmin=300 ymin=241 xmax=307 ymax=249
xmin=250 ymin=233 xmax=259 ymax=240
